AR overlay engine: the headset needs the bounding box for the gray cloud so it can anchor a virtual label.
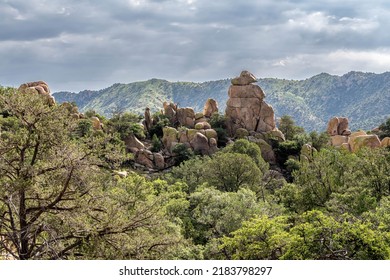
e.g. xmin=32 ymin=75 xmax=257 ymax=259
xmin=1 ymin=0 xmax=390 ymax=92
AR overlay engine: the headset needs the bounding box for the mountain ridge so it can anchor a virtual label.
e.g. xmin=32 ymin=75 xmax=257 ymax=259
xmin=53 ymin=71 xmax=390 ymax=131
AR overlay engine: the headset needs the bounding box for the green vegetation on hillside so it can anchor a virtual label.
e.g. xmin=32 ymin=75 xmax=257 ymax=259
xmin=1 ymin=86 xmax=390 ymax=260
xmin=53 ymin=72 xmax=390 ymax=131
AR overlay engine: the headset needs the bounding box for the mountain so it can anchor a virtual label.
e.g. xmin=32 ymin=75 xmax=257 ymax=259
xmin=53 ymin=71 xmax=390 ymax=131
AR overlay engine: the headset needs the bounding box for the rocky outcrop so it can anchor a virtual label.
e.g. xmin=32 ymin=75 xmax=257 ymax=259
xmin=225 ymin=71 xmax=277 ymax=136
xmin=134 ymin=149 xmax=165 ymax=170
xmin=162 ymin=127 xmax=178 ymax=152
xmin=144 ymin=107 xmax=153 ymax=132
xmin=203 ymin=98 xmax=218 ymax=118
xmin=18 ymin=81 xmax=55 ymax=106
xmin=162 ymin=125 xmax=218 ymax=156
xmin=163 ymin=102 xmax=177 ymax=124
xmin=327 ymin=117 xmax=383 ymax=152
xmin=161 ymin=99 xmax=219 ymax=129
xmin=350 ymin=134 xmax=381 ymax=152
xmin=327 ymin=117 xmax=351 ymax=136
xmin=176 ymin=107 xmax=195 ymax=128
xmin=124 ymin=134 xmax=145 ymax=152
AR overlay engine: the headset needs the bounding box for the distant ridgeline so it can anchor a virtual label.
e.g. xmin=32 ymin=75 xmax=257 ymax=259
xmin=53 ymin=71 xmax=390 ymax=132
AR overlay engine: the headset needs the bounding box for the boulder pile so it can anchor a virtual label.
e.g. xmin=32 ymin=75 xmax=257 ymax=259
xmin=18 ymin=81 xmax=55 ymax=106
xmin=326 ymin=117 xmax=386 ymax=152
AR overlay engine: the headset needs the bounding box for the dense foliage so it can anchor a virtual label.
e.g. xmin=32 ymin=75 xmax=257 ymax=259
xmin=1 ymin=87 xmax=390 ymax=260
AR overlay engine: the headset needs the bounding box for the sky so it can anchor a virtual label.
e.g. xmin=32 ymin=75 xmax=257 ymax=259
xmin=1 ymin=0 xmax=390 ymax=92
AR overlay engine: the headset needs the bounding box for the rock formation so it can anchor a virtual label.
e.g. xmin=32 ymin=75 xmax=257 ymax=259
xmin=18 ymin=81 xmax=55 ymax=106
xmin=225 ymin=71 xmax=277 ymax=136
xmin=162 ymin=125 xmax=218 ymax=156
xmin=327 ymin=117 xmax=381 ymax=152
xmin=134 ymin=149 xmax=165 ymax=170
xmin=203 ymin=98 xmax=218 ymax=118
xmin=143 ymin=107 xmax=153 ymax=133
xmin=161 ymin=99 xmax=218 ymax=129
xmin=124 ymin=134 xmax=145 ymax=152
xmin=327 ymin=117 xmax=351 ymax=136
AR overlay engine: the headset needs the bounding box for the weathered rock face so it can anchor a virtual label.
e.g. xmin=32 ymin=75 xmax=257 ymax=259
xmin=176 ymin=107 xmax=195 ymax=128
xmin=134 ymin=149 xmax=165 ymax=170
xmin=190 ymin=132 xmax=210 ymax=155
xmin=18 ymin=81 xmax=55 ymax=106
xmin=203 ymin=98 xmax=218 ymax=118
xmin=162 ymin=127 xmax=178 ymax=152
xmin=153 ymin=153 xmax=165 ymax=170
xmin=163 ymin=102 xmax=177 ymax=124
xmin=350 ymin=134 xmax=381 ymax=152
xmin=225 ymin=71 xmax=276 ymax=136
xmin=162 ymin=125 xmax=218 ymax=156
xmin=327 ymin=117 xmax=351 ymax=137
xmin=331 ymin=135 xmax=349 ymax=147
xmin=135 ymin=149 xmax=154 ymax=169
xmin=124 ymin=134 xmax=145 ymax=151
xmin=144 ymin=107 xmax=152 ymax=132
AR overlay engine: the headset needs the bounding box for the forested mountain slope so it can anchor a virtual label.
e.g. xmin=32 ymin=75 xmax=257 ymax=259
xmin=53 ymin=71 xmax=390 ymax=131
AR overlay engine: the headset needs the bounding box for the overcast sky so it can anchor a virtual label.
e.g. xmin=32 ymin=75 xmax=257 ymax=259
xmin=1 ymin=0 xmax=390 ymax=92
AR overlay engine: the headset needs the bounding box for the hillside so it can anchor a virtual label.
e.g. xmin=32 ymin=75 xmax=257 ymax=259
xmin=53 ymin=71 xmax=390 ymax=131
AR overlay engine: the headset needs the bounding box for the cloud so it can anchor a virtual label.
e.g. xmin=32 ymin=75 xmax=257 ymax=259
xmin=1 ymin=0 xmax=390 ymax=92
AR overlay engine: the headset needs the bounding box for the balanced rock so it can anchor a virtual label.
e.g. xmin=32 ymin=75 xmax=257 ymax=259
xmin=225 ymin=71 xmax=276 ymax=136
xmin=231 ymin=70 xmax=257 ymax=86
xmin=338 ymin=117 xmax=350 ymax=135
xmin=203 ymin=98 xmax=218 ymax=118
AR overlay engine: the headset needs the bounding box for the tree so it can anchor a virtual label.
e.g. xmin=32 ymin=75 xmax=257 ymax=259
xmin=0 ymin=89 xmax=183 ymax=259
xmin=222 ymin=139 xmax=268 ymax=171
xmin=278 ymin=115 xmax=304 ymax=140
xmin=378 ymin=117 xmax=390 ymax=140
xmin=221 ymin=215 xmax=291 ymax=260
xmin=106 ymin=112 xmax=145 ymax=140
xmin=203 ymin=152 xmax=263 ymax=193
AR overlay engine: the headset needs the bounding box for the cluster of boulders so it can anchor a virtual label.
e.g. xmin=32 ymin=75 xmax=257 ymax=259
xmin=18 ymin=81 xmax=55 ymax=106
xmin=327 ymin=117 xmax=389 ymax=151
xmin=131 ymin=98 xmax=220 ymax=169
xmin=162 ymin=123 xmax=218 ymax=156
